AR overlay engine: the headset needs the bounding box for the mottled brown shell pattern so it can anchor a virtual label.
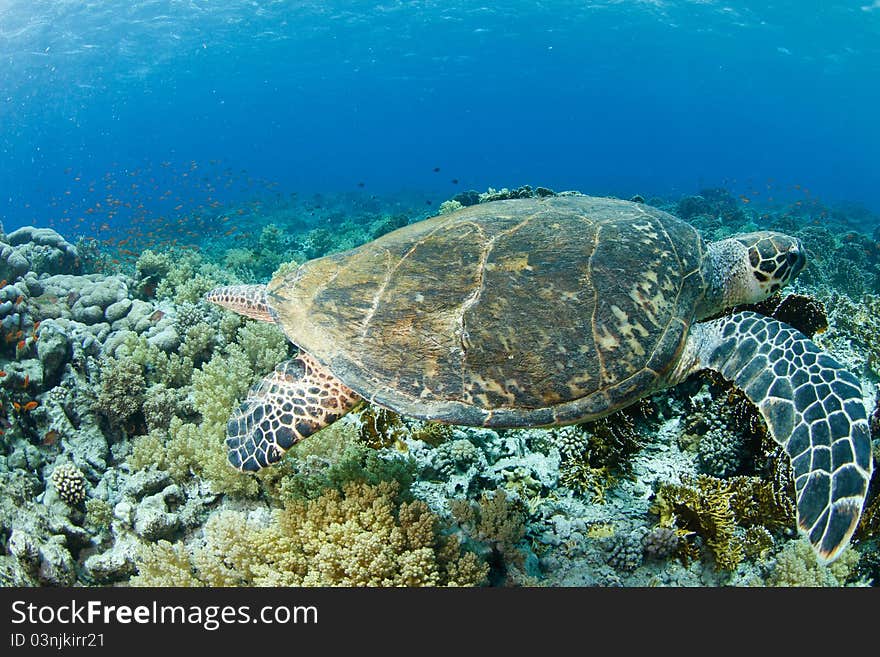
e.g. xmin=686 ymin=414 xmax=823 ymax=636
xmin=268 ymin=195 xmax=709 ymax=427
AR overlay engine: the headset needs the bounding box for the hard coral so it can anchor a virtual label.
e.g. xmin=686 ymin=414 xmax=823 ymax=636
xmin=606 ymin=531 xmax=644 ymax=572
xmin=824 ymin=292 xmax=880 ymax=375
xmin=651 ymin=474 xmax=794 ymax=571
xmin=642 ymin=526 xmax=679 ymax=560
xmin=449 ymin=489 xmax=528 ymax=582
xmin=681 ymin=377 xmax=767 ymax=478
xmin=50 ymin=462 xmax=87 ymax=506
xmin=553 ymin=407 xmax=643 ymax=501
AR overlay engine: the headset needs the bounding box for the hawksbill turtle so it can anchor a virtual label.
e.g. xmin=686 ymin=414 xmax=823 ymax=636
xmin=206 ymin=194 xmax=873 ymax=563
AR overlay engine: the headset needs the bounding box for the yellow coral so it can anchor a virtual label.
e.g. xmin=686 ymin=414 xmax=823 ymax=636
xmin=761 ymin=540 xmax=861 ymax=587
xmin=131 ymin=540 xmax=202 ymax=587
xmin=129 ymin=417 xmax=258 ymax=497
xmin=235 ymin=321 xmax=290 ymax=375
xmin=191 ymin=344 xmax=255 ymax=429
xmin=651 ymin=474 xmax=792 ymax=571
xmin=131 ymin=481 xmax=487 ymax=587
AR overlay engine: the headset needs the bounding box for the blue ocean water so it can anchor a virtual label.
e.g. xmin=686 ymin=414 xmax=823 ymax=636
xmin=1 ymin=1 xmax=879 ymax=233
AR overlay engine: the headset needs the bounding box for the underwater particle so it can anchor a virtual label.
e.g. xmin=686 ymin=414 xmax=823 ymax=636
xmin=50 ymin=462 xmax=87 ymax=506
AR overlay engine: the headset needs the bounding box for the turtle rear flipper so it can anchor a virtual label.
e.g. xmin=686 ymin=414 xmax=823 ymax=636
xmin=686 ymin=311 xmax=873 ymax=563
xmin=205 ymin=284 xmax=274 ymax=322
xmin=226 ymin=353 xmax=361 ymax=471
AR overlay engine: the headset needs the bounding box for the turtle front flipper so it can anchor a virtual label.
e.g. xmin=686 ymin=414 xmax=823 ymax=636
xmin=226 ymin=353 xmax=361 ymax=471
xmin=205 ymin=284 xmax=274 ymax=322
xmin=684 ymin=311 xmax=873 ymax=563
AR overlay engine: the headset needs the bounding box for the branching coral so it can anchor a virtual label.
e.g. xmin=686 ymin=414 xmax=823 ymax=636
xmin=234 ymin=321 xmax=290 ymax=375
xmin=134 ymin=249 xmax=173 ymax=298
xmin=110 ymin=332 xmax=193 ymax=388
xmin=129 ymin=417 xmax=259 ymax=497
xmin=179 ymin=322 xmax=217 ymax=365
xmin=762 ymin=540 xmax=861 ymax=587
xmin=93 ymin=357 xmax=146 ymax=432
xmin=606 ymin=531 xmax=644 ymax=572
xmin=190 ymin=344 xmax=255 ymax=429
xmin=651 ymin=474 xmax=795 ymax=570
xmin=142 ymin=384 xmax=182 ymax=432
xmin=681 ymin=376 xmax=768 ymax=478
xmin=131 ymin=480 xmax=487 ymax=586
xmin=553 ymin=407 xmax=643 ymax=501
xmin=153 ymin=251 xmax=230 ymax=304
xmin=278 ymin=441 xmax=417 ymax=503
xmin=127 ymin=344 xmax=262 ymax=497
xmin=449 ymin=489 xmax=528 ymax=581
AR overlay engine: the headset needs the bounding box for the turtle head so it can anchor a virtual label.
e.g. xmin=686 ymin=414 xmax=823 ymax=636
xmin=698 ymin=231 xmax=806 ymax=317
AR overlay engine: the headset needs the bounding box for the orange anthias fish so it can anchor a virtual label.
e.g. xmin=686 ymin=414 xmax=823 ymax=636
xmin=42 ymin=429 xmax=60 ymax=446
xmin=23 ymin=401 xmax=39 ymax=412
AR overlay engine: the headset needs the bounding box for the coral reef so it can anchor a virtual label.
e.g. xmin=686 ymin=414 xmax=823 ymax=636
xmin=737 ymin=292 xmax=828 ymax=337
xmin=676 ymin=188 xmax=745 ymax=225
xmin=2 ymin=188 xmax=878 ymax=590
xmin=679 ymin=376 xmax=769 ymax=478
xmin=93 ymin=357 xmax=146 ymax=432
xmin=131 ymin=481 xmax=488 ymax=586
xmin=641 ymin=526 xmax=679 ymax=560
xmin=819 ymin=292 xmax=880 ymax=376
